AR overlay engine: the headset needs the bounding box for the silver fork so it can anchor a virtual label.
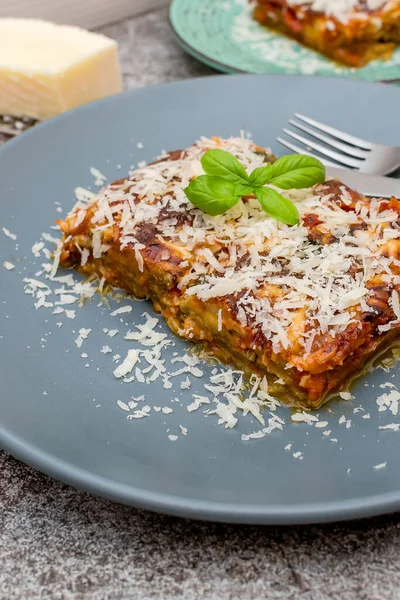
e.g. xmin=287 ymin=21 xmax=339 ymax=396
xmin=277 ymin=113 xmax=400 ymax=176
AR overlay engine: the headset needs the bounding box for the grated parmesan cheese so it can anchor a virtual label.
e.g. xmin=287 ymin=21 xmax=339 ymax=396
xmin=376 ymin=389 xmax=400 ymax=415
xmin=286 ymin=0 xmax=390 ymax=23
xmin=117 ymin=400 xmax=130 ymax=412
xmin=113 ymin=349 xmax=139 ymax=378
xmin=90 ymin=167 xmax=107 ymax=186
xmin=74 ymin=327 xmax=91 ymax=348
xmin=2 ymin=227 xmax=17 ymax=240
xmin=373 ymin=462 xmax=387 ymax=469
xmin=291 ymin=412 xmax=319 ymax=423
xmin=379 ymin=423 xmax=400 ymax=431
xmin=110 ymin=305 xmax=133 ymax=316
xmin=3 ymin=261 xmax=15 ymax=270
xmin=217 ymin=308 xmax=223 ymax=332
xmin=100 ymin=345 xmax=112 ymax=354
xmin=293 ymin=451 xmax=303 ymax=459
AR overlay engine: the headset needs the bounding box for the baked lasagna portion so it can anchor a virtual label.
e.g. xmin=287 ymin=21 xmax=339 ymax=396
xmin=58 ymin=136 xmax=400 ymax=409
xmin=252 ymin=0 xmax=400 ymax=66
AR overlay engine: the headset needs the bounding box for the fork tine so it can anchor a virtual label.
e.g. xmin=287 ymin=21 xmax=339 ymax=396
xmin=295 ymin=113 xmax=373 ymax=151
xmin=277 ymin=137 xmax=339 ymax=167
xmin=283 ymin=128 xmax=362 ymax=168
xmin=288 ymin=119 xmax=369 ymax=159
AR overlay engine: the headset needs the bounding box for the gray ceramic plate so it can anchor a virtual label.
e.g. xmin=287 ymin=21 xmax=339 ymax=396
xmin=1 ymin=75 xmax=400 ymax=525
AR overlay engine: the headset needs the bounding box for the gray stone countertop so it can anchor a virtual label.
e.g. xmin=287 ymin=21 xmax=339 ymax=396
xmin=2 ymin=7 xmax=400 ymax=600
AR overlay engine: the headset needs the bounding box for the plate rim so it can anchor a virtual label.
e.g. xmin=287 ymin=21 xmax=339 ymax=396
xmin=3 ymin=425 xmax=400 ymax=524
xmin=1 ymin=72 xmax=398 ymax=159
xmin=2 ymin=75 xmax=400 ymax=524
xmin=168 ymin=7 xmax=242 ymax=75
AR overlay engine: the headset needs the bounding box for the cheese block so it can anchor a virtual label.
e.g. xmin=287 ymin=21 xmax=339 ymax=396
xmin=0 ymin=18 xmax=122 ymax=120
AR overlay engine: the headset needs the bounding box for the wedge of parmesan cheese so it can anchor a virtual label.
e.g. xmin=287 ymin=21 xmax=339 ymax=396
xmin=0 ymin=18 xmax=122 ymax=120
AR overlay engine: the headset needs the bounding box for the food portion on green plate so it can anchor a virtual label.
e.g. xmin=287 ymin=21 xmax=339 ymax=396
xmin=170 ymin=0 xmax=400 ymax=81
xmin=253 ymin=0 xmax=400 ymax=68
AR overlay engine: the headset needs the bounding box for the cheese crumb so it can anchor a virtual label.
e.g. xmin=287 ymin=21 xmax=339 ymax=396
xmin=117 ymin=400 xmax=130 ymax=412
xmin=217 ymin=309 xmax=223 ymax=332
xmin=100 ymin=345 xmax=112 ymax=354
xmin=110 ymin=305 xmax=132 ymax=316
xmin=373 ymin=462 xmax=387 ymax=470
xmin=379 ymin=423 xmax=400 ymax=431
xmin=113 ymin=349 xmax=139 ymax=378
xmin=339 ymin=391 xmax=354 ymax=400
xmin=376 ymin=389 xmax=400 ymax=415
xmin=32 ymin=241 xmax=45 ymax=256
xmin=90 ymin=167 xmax=107 ymax=186
xmin=2 ymin=227 xmax=17 ymax=240
xmin=74 ymin=327 xmax=91 ymax=348
xmin=181 ymin=377 xmax=191 ymax=390
xmin=3 ymin=261 xmax=15 ymax=270
xmin=291 ymin=412 xmax=318 ymax=423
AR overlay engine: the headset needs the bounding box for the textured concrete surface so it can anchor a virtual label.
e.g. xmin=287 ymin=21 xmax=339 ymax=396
xmin=101 ymin=8 xmax=212 ymax=91
xmin=2 ymin=8 xmax=400 ymax=600
xmin=2 ymin=453 xmax=400 ymax=600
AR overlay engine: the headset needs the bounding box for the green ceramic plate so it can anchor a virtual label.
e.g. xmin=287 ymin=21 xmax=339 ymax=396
xmin=169 ymin=0 xmax=400 ymax=83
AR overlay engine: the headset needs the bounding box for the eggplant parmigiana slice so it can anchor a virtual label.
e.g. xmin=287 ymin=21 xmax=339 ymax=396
xmin=58 ymin=137 xmax=400 ymax=408
xmin=253 ymin=0 xmax=400 ymax=67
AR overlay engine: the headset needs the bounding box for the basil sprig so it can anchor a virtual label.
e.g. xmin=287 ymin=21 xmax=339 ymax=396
xmin=184 ymin=149 xmax=325 ymax=226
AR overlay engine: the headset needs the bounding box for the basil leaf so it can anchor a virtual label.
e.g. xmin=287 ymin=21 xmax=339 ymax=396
xmin=267 ymin=155 xmax=325 ymax=190
xmin=184 ymin=175 xmax=240 ymax=216
xmin=201 ymin=149 xmax=249 ymax=184
xmin=234 ymin=182 xmax=255 ymax=196
xmin=255 ymin=187 xmax=299 ymax=226
xmin=248 ymin=164 xmax=272 ymax=187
